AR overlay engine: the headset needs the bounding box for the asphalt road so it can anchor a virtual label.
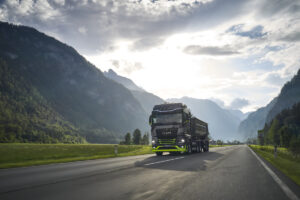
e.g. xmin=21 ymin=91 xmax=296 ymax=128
xmin=0 ymin=145 xmax=299 ymax=200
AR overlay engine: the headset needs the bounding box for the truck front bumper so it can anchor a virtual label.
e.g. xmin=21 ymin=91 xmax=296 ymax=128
xmin=152 ymin=145 xmax=187 ymax=152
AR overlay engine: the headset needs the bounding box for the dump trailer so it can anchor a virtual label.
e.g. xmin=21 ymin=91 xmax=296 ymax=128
xmin=149 ymin=103 xmax=209 ymax=156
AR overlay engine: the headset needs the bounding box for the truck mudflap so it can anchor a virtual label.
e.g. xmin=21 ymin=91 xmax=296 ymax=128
xmin=152 ymin=145 xmax=187 ymax=152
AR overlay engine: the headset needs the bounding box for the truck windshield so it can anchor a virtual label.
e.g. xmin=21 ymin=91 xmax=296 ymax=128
xmin=153 ymin=113 xmax=182 ymax=124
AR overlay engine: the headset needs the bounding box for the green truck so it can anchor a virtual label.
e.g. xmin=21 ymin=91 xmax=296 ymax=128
xmin=149 ymin=103 xmax=209 ymax=156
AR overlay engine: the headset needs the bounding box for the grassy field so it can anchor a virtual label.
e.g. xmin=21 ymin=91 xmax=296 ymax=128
xmin=0 ymin=143 xmax=153 ymax=169
xmin=249 ymin=145 xmax=300 ymax=186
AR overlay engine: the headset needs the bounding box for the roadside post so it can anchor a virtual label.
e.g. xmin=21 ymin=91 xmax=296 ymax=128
xmin=274 ymin=145 xmax=277 ymax=158
xmin=114 ymin=145 xmax=118 ymax=156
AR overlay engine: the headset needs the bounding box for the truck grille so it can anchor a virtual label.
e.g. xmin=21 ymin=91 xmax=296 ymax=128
xmin=158 ymin=138 xmax=176 ymax=145
xmin=156 ymin=128 xmax=178 ymax=138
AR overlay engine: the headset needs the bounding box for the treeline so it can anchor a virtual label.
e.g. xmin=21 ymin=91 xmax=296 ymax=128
xmin=258 ymin=101 xmax=300 ymax=155
xmin=119 ymin=129 xmax=150 ymax=145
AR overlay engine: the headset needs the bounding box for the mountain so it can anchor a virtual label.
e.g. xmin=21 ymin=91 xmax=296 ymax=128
xmin=228 ymin=109 xmax=250 ymax=121
xmin=238 ymin=98 xmax=277 ymax=140
xmin=266 ymin=69 xmax=300 ymax=123
xmin=0 ymin=21 xmax=148 ymax=143
xmin=104 ymin=69 xmax=165 ymax=115
xmin=167 ymin=97 xmax=241 ymax=141
xmin=239 ymin=68 xmax=300 ymax=140
xmin=104 ymin=69 xmax=144 ymax=92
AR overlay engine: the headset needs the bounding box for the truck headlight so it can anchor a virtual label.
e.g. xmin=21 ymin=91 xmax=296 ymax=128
xmin=181 ymin=139 xmax=185 ymax=143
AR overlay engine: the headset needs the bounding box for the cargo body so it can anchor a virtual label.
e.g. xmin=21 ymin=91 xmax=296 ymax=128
xmin=149 ymin=103 xmax=209 ymax=156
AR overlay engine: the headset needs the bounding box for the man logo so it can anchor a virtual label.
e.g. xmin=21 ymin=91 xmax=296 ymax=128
xmin=163 ymin=131 xmax=172 ymax=135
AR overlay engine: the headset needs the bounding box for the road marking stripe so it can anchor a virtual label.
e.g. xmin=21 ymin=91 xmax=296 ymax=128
xmin=144 ymin=157 xmax=185 ymax=166
xmin=249 ymin=147 xmax=300 ymax=200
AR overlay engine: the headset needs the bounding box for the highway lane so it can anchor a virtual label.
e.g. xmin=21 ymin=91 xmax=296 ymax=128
xmin=0 ymin=145 xmax=299 ymax=200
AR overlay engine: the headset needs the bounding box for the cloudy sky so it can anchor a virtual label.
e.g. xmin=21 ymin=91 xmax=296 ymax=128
xmin=1 ymin=0 xmax=300 ymax=112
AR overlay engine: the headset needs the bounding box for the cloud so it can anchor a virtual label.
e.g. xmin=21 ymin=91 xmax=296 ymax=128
xmin=228 ymin=98 xmax=250 ymax=109
xmin=280 ymin=31 xmax=300 ymax=42
xmin=122 ymin=62 xmax=143 ymax=75
xmin=130 ymin=37 xmax=165 ymax=51
xmin=183 ymin=45 xmax=239 ymax=56
xmin=264 ymin=72 xmax=290 ymax=86
xmin=0 ymin=0 xmax=249 ymax=54
xmin=227 ymin=24 xmax=267 ymax=39
xmin=111 ymin=60 xmax=120 ymax=69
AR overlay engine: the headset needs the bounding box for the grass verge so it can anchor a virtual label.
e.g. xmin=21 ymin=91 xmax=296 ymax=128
xmin=0 ymin=143 xmax=153 ymax=169
xmin=249 ymin=145 xmax=300 ymax=186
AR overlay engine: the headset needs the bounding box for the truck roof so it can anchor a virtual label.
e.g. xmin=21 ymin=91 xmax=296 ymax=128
xmin=152 ymin=103 xmax=184 ymax=112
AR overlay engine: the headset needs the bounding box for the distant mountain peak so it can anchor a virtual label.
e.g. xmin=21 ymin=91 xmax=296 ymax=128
xmin=107 ymin=69 xmax=118 ymax=76
xmin=104 ymin=69 xmax=145 ymax=92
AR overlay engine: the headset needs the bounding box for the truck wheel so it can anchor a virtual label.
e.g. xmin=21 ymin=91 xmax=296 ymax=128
xmin=156 ymin=152 xmax=163 ymax=156
xmin=188 ymin=144 xmax=192 ymax=154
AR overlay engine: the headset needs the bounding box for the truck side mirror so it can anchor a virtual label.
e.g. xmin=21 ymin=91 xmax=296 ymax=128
xmin=149 ymin=115 xmax=153 ymax=125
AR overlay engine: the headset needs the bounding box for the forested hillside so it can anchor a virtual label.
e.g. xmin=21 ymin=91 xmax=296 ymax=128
xmin=0 ymin=59 xmax=85 ymax=143
xmin=258 ymin=102 xmax=300 ymax=153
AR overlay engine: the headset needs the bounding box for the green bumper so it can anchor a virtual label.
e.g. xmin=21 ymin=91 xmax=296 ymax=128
xmin=152 ymin=145 xmax=187 ymax=152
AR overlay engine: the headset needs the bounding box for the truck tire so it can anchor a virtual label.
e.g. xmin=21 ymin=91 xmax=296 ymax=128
xmin=156 ymin=152 xmax=163 ymax=156
xmin=188 ymin=144 xmax=192 ymax=154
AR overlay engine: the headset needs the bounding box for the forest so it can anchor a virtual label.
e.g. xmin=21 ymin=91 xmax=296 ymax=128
xmin=258 ymin=101 xmax=300 ymax=154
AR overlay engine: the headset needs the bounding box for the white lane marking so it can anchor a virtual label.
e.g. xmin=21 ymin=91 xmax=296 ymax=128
xmin=249 ymin=147 xmax=300 ymax=200
xmin=144 ymin=157 xmax=185 ymax=166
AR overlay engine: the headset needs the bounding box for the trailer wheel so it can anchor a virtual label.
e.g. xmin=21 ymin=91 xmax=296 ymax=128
xmin=156 ymin=152 xmax=163 ymax=156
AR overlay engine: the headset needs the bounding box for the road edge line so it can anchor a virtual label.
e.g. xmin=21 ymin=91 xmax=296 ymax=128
xmin=248 ymin=146 xmax=299 ymax=200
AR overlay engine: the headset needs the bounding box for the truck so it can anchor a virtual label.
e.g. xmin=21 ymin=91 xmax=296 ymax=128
xmin=149 ymin=103 xmax=209 ymax=156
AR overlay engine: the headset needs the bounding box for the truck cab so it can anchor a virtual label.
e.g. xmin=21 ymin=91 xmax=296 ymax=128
xmin=149 ymin=103 xmax=209 ymax=156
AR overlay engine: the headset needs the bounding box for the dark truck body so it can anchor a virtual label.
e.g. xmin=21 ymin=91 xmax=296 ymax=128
xmin=149 ymin=103 xmax=209 ymax=155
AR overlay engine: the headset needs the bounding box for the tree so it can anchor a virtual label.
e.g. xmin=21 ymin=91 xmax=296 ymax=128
xmin=132 ymin=129 xmax=142 ymax=145
xmin=289 ymin=137 xmax=300 ymax=155
xmin=125 ymin=132 xmax=131 ymax=145
xmin=141 ymin=132 xmax=149 ymax=145
xmin=267 ymin=119 xmax=280 ymax=145
xmin=216 ymin=140 xmax=223 ymax=146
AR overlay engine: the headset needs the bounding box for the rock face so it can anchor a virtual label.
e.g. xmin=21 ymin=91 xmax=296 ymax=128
xmin=0 ymin=21 xmax=148 ymax=143
xmin=168 ymin=97 xmax=242 ymax=141
xmin=238 ymin=68 xmax=300 ymax=140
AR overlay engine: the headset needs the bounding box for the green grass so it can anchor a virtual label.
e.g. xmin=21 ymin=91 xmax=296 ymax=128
xmin=0 ymin=143 xmax=153 ymax=169
xmin=249 ymin=145 xmax=300 ymax=186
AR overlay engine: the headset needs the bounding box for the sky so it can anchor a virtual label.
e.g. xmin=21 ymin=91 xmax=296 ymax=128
xmin=1 ymin=0 xmax=300 ymax=113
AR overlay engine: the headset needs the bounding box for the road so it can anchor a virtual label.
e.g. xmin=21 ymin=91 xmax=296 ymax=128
xmin=0 ymin=145 xmax=299 ymax=200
